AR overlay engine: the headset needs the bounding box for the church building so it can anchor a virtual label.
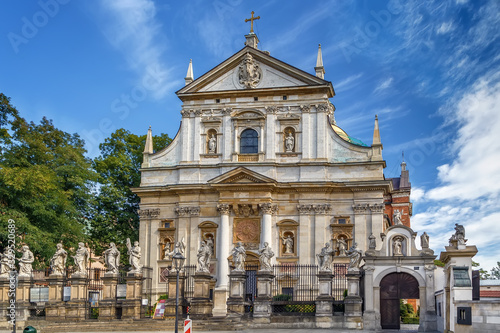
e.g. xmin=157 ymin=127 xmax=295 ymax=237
xmin=133 ymin=22 xmax=440 ymax=330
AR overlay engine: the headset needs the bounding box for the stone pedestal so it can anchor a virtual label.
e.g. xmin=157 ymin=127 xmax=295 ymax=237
xmin=14 ymin=275 xmax=31 ymax=322
xmin=316 ymin=271 xmax=334 ymax=317
xmin=45 ymin=274 xmax=66 ymax=321
xmin=99 ymin=273 xmax=119 ymax=321
xmin=65 ymin=276 xmax=87 ymax=321
xmin=344 ymin=270 xmax=363 ymax=329
xmin=165 ymin=271 xmax=186 ymax=316
xmin=253 ymin=270 xmax=274 ymax=318
xmin=226 ymin=270 xmax=246 ymax=316
xmin=122 ymin=272 xmax=143 ymax=320
xmin=190 ymin=272 xmax=214 ymax=318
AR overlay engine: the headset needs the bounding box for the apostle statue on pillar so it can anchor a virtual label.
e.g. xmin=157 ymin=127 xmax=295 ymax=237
xmin=196 ymin=240 xmax=212 ymax=273
xmin=231 ymin=242 xmax=246 ymax=272
xmin=421 ymin=232 xmax=430 ymax=249
xmin=0 ymin=248 xmax=11 ymax=278
xmin=18 ymin=245 xmax=34 ymax=278
xmin=72 ymin=242 xmax=89 ymax=277
xmin=316 ymin=242 xmax=334 ymax=271
xmin=50 ymin=243 xmax=67 ymax=276
xmin=103 ymin=242 xmax=120 ymax=274
xmin=258 ymin=242 xmax=274 ymax=271
xmin=127 ymin=238 xmax=143 ymax=274
xmin=346 ymin=242 xmax=362 ymax=271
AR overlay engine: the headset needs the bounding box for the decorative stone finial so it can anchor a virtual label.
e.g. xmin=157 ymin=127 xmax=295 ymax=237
xmin=315 ymin=44 xmax=325 ymax=79
xmin=143 ymin=126 xmax=153 ymax=155
xmin=185 ymin=59 xmax=194 ymax=85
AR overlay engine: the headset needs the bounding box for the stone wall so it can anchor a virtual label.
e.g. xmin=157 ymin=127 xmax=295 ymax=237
xmin=454 ymin=300 xmax=500 ymax=333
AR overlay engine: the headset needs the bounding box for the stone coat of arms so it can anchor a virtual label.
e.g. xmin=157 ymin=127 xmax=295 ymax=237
xmin=238 ymin=53 xmax=262 ymax=89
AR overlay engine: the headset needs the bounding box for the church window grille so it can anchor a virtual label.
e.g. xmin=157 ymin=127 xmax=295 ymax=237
xmin=240 ymin=128 xmax=258 ymax=154
xmin=283 ymin=95 xmax=287 ymax=100
xmin=254 ymin=97 xmax=258 ymax=101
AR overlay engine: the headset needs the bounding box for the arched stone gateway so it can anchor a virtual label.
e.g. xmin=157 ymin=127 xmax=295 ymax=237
xmin=363 ymin=224 xmax=438 ymax=332
xmin=380 ymin=272 xmax=419 ymax=329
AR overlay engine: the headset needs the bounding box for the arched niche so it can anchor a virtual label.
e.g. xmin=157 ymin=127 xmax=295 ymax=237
xmin=277 ymin=220 xmax=299 ymax=258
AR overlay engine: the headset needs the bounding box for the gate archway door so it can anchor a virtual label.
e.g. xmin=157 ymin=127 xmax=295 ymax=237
xmin=380 ymin=272 xmax=419 ymax=329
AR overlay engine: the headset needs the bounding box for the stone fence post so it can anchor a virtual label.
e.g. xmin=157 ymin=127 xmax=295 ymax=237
xmin=253 ymin=270 xmax=274 ymax=319
xmin=122 ymin=272 xmax=143 ymax=319
xmin=99 ymin=273 xmax=119 ymax=321
xmin=45 ymin=274 xmax=65 ymax=321
xmin=316 ymin=271 xmax=334 ymax=316
xmin=190 ymin=271 xmax=214 ymax=318
xmin=66 ymin=275 xmax=87 ymax=321
xmin=344 ymin=270 xmax=363 ymax=329
xmin=226 ymin=270 xmax=246 ymax=316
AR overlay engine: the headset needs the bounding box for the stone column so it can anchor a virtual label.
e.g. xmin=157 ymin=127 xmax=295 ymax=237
xmin=190 ymin=272 xmax=214 ymax=318
xmin=316 ymin=271 xmax=334 ymax=317
xmin=66 ymin=275 xmax=87 ymax=321
xmin=259 ymin=203 xmax=277 ymax=249
xmin=344 ymin=270 xmax=363 ymax=329
xmin=226 ymin=270 xmax=246 ymax=316
xmin=122 ymin=272 xmax=143 ymax=320
xmin=99 ymin=273 xmax=119 ymax=321
xmin=165 ymin=271 xmax=186 ymax=316
xmin=45 ymin=274 xmax=65 ymax=321
xmin=214 ymin=203 xmax=230 ymax=316
xmin=253 ymin=270 xmax=274 ymax=319
xmin=15 ymin=275 xmax=31 ymax=322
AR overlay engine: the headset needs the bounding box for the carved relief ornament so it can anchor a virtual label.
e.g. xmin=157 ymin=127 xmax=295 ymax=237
xmin=259 ymin=203 xmax=278 ymax=215
xmin=297 ymin=204 xmax=332 ymax=215
xmin=238 ymin=53 xmax=262 ymax=89
xmin=352 ymin=204 xmax=369 ymax=214
xmin=139 ymin=208 xmax=160 ymax=218
xmin=174 ymin=206 xmax=200 ymax=217
xmin=217 ymin=204 xmax=231 ymax=215
xmin=369 ymin=203 xmax=384 ymax=213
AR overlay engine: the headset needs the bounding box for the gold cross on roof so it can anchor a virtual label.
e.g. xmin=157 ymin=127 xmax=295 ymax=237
xmin=245 ymin=11 xmax=260 ymax=33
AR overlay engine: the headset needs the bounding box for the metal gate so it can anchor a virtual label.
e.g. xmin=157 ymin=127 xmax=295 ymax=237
xmin=380 ymin=272 xmax=419 ymax=329
xmin=86 ymin=268 xmax=105 ymax=320
xmin=244 ymin=265 xmax=258 ymax=313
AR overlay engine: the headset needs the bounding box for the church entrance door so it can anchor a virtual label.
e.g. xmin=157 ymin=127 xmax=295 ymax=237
xmin=380 ymin=272 xmax=419 ymax=329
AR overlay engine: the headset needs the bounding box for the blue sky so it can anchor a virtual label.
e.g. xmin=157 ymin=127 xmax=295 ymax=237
xmin=1 ymin=0 xmax=500 ymax=271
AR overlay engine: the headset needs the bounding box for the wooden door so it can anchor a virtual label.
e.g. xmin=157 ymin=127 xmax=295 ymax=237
xmin=380 ymin=273 xmax=419 ymax=329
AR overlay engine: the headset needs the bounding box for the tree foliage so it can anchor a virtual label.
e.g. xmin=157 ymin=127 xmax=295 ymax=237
xmin=0 ymin=93 xmax=97 ymax=267
xmin=90 ymin=128 xmax=171 ymax=263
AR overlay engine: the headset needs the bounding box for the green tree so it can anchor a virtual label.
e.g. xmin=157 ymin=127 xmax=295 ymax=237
xmin=472 ymin=261 xmax=491 ymax=280
xmin=90 ymin=128 xmax=171 ymax=263
xmin=0 ymin=94 xmax=97 ymax=267
xmin=490 ymin=262 xmax=500 ymax=279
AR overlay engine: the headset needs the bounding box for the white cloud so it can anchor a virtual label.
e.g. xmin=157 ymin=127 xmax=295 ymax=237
xmin=98 ymin=0 xmax=177 ymax=99
xmin=411 ymin=187 xmax=425 ymax=203
xmin=334 ymin=73 xmax=364 ymax=92
xmin=412 ymin=71 xmax=500 ymax=271
xmin=373 ymin=77 xmax=393 ymax=94
xmin=436 ymin=21 xmax=453 ymax=35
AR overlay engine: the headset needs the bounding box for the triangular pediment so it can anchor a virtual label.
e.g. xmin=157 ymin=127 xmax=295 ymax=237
xmin=177 ymin=46 xmax=332 ymax=96
xmin=208 ymin=167 xmax=276 ymax=184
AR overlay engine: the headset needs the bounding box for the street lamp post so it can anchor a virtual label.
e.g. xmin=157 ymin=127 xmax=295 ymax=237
xmin=172 ymin=250 xmax=185 ymax=333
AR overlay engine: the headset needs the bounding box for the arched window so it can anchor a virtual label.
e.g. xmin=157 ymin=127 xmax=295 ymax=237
xmin=240 ymin=129 xmax=258 ymax=154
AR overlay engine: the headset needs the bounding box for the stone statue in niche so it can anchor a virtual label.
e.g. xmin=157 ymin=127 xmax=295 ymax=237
xmin=393 ymin=210 xmax=402 ymax=225
xmin=208 ymin=134 xmax=217 ymax=153
xmin=50 ymin=243 xmax=67 ymax=276
xmin=103 ymin=242 xmax=121 ymax=274
xmin=163 ymin=240 xmax=171 ymax=260
xmin=258 ymin=242 xmax=274 ymax=271
xmin=337 ymin=237 xmax=347 ymax=256
xmin=281 ymin=234 xmax=294 ymax=254
xmin=238 ymin=53 xmax=262 ymax=89
xmin=231 ymin=242 xmax=246 ymax=272
xmin=127 ymin=238 xmax=143 ymax=274
xmin=285 ymin=131 xmax=295 ymax=152
xmin=392 ymin=236 xmax=403 ymax=256
xmin=421 ymin=232 xmax=430 ymax=248
xmin=316 ymin=243 xmax=334 ymax=271
xmin=18 ymin=245 xmax=34 ymax=277
xmin=346 ymin=243 xmax=362 ymax=271
xmin=72 ymin=242 xmax=90 ymax=277
xmin=196 ymin=240 xmax=212 ymax=273
xmin=204 ymin=234 xmax=214 ymax=255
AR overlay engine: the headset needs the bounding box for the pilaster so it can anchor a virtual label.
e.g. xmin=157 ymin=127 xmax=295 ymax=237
xmin=352 ymin=204 xmax=369 ymax=251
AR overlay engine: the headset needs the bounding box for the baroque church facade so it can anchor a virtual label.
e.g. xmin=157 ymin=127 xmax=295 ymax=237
xmin=134 ymin=29 xmax=442 ymax=330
